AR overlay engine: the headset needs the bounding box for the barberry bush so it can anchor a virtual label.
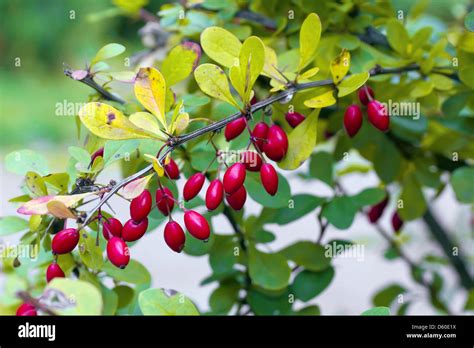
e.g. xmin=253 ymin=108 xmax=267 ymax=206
xmin=1 ymin=0 xmax=474 ymax=316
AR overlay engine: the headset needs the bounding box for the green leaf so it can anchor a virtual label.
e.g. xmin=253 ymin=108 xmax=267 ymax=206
xmin=247 ymin=288 xmax=292 ymax=315
xmin=337 ymin=72 xmax=370 ymax=97
xmin=209 ymin=235 xmax=238 ymax=276
xmin=101 ymin=286 xmax=119 ymax=315
xmin=91 ymin=43 xmax=125 ymax=65
xmin=68 ymin=146 xmax=91 ymax=168
xmin=279 ymin=109 xmax=319 ymax=170
xmin=321 ymin=196 xmax=358 ymax=229
xmin=361 ymin=307 xmax=391 ymax=316
xmin=248 ymin=247 xmax=291 ymax=290
xmin=386 ymin=19 xmax=409 ymax=55
xmin=309 ymin=151 xmax=334 ymax=187
xmin=450 ymin=167 xmax=474 ymax=203
xmin=78 ymin=231 xmax=104 ymax=271
xmin=298 ymin=13 xmax=322 ymax=71
xmin=292 ymin=266 xmax=335 ymax=301
xmin=103 ymin=259 xmax=151 ymax=285
xmin=351 ymin=187 xmax=386 ymax=209
xmin=398 ymin=172 xmax=427 ymax=221
xmin=162 ymin=43 xmax=200 ymax=86
xmin=200 ymin=26 xmax=241 ymax=67
xmin=373 ymin=283 xmax=406 ymax=307
xmin=209 ymin=280 xmax=240 ymax=314
xmin=263 ymin=194 xmax=325 ymax=225
xmin=235 ymin=36 xmax=265 ymax=102
xmin=138 ymin=288 xmax=199 ymax=315
xmin=46 ymin=278 xmax=103 ymax=315
xmin=5 ymin=149 xmax=49 ymax=175
xmin=103 ymin=139 xmax=140 ymax=167
xmin=114 ymin=285 xmax=135 ymax=309
xmin=279 ymin=241 xmax=331 ymax=271
xmin=194 ymin=64 xmax=240 ymax=108
xmin=294 ymin=305 xmax=321 ymax=315
xmin=245 ymin=172 xmax=291 ymax=208
xmin=464 ymin=289 xmax=474 ymax=311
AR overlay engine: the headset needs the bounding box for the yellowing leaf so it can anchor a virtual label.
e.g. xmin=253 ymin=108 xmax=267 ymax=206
xmin=386 ymin=19 xmax=410 ymax=56
xmin=79 ymin=103 xmax=165 ymax=141
xmin=194 ymin=64 xmax=240 ymax=108
xmin=229 ymin=65 xmax=245 ymax=100
xmin=17 ymin=192 xmax=94 ymax=216
xmin=91 ymin=43 xmax=125 ymax=66
xmin=239 ymin=36 xmax=265 ymax=102
xmin=298 ymin=67 xmax=320 ymax=80
xmin=25 ymin=171 xmax=48 ymax=196
xmin=279 ymin=109 xmax=320 ymax=170
xmin=47 ymin=201 xmax=76 ymax=219
xmin=330 ymin=50 xmax=350 ymax=84
xmin=120 ymin=173 xmax=154 ymax=199
xmin=144 ymin=154 xmax=164 ymax=177
xmin=262 ymin=45 xmax=282 ymax=81
xmin=304 ymin=90 xmax=336 ymax=108
xmin=135 ymin=67 xmax=167 ymax=129
xmin=174 ymin=112 xmax=189 ymax=134
xmin=337 ymin=72 xmax=370 ymax=97
xmin=299 ymin=13 xmax=322 ymax=71
xmin=201 ymin=27 xmax=242 ymax=68
xmin=129 ymin=112 xmax=163 ymax=136
xmin=162 ymin=43 xmax=200 ymax=86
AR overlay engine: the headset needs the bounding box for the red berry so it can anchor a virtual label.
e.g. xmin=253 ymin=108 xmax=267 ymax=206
xmin=130 ymin=189 xmax=152 ymax=222
xmin=226 ymin=185 xmax=247 ymax=210
xmin=122 ymin=218 xmax=148 ymax=242
xmin=250 ymin=96 xmax=258 ymax=105
xmin=107 ymin=237 xmax=130 ymax=269
xmin=358 ymin=85 xmax=374 ymax=105
xmin=391 ymin=212 xmax=404 ymax=232
xmin=263 ymin=125 xmax=288 ymax=161
xmin=223 ymin=163 xmax=246 ymax=194
xmin=46 ymin=263 xmax=65 ymax=283
xmin=16 ymin=303 xmax=37 ymax=316
xmin=164 ymin=221 xmax=186 ymax=252
xmin=102 ymin=217 xmax=123 ymax=240
xmin=285 ymin=112 xmax=305 ymax=128
xmin=225 ymin=117 xmax=246 ymax=141
xmin=252 ymin=122 xmax=269 ymax=151
xmin=240 ymin=151 xmax=262 ymax=172
xmin=155 ymin=187 xmax=175 ymax=216
xmin=344 ymin=104 xmax=363 ymax=138
xmin=205 ymin=179 xmax=224 ymax=211
xmin=367 ymin=100 xmax=389 ymax=132
xmin=260 ymin=163 xmax=279 ymax=196
xmin=164 ymin=158 xmax=180 ymax=180
xmin=183 ymin=173 xmax=205 ymax=201
xmin=368 ymin=196 xmax=389 ymax=223
xmin=52 ymin=228 xmax=79 ymax=254
xmin=184 ymin=210 xmax=210 ymax=241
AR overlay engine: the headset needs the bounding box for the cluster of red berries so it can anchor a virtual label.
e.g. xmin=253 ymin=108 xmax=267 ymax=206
xmin=367 ymin=193 xmax=403 ymax=233
xmin=344 ymin=85 xmax=389 ymax=137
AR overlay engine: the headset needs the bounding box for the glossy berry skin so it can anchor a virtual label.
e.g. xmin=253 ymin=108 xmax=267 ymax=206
xmin=130 ymin=189 xmax=152 ymax=223
xmin=102 ymin=218 xmax=123 ymax=240
xmin=16 ymin=303 xmax=37 ymax=316
xmin=46 ymin=263 xmax=65 ymax=283
xmin=206 ymin=179 xmax=224 ymax=211
xmin=52 ymin=228 xmax=79 ymax=254
xmin=184 ymin=210 xmax=210 ymax=241
xmin=164 ymin=221 xmax=186 ymax=253
xmin=226 ymin=185 xmax=247 ymax=211
xmin=260 ymin=163 xmax=279 ymax=196
xmin=263 ymin=125 xmax=288 ymax=161
xmin=392 ymin=212 xmax=404 ymax=232
xmin=225 ymin=117 xmax=246 ymax=141
xmin=223 ymin=163 xmax=246 ymax=194
xmin=164 ymin=158 xmax=180 ymax=180
xmin=358 ymin=85 xmax=374 ymax=105
xmin=344 ymin=105 xmax=363 ymax=138
xmin=252 ymin=122 xmax=269 ymax=151
xmin=368 ymin=197 xmax=389 ymax=223
xmin=285 ymin=112 xmax=305 ymax=128
xmin=240 ymin=151 xmax=262 ymax=172
xmin=107 ymin=237 xmax=130 ymax=269
xmin=122 ymin=218 xmax=148 ymax=242
xmin=367 ymin=100 xmax=389 ymax=132
xmin=183 ymin=173 xmax=205 ymax=201
xmin=155 ymin=187 xmax=175 ymax=216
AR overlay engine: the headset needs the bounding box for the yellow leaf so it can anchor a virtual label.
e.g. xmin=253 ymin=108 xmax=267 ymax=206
xmin=304 ymin=90 xmax=336 ymax=108
xmin=162 ymin=43 xmax=200 ymax=86
xmin=298 ymin=67 xmax=320 ymax=81
xmin=29 ymin=215 xmax=42 ymax=231
xmin=337 ymin=72 xmax=370 ymax=97
xmin=120 ymin=173 xmax=154 ymax=199
xmin=135 ymin=67 xmax=167 ymax=129
xmin=299 ymin=13 xmax=322 ymax=71
xmin=229 ymin=64 xmax=245 ymax=100
xmin=262 ymin=45 xmax=282 ymax=81
xmin=174 ymin=112 xmax=190 ymax=134
xmin=144 ymin=154 xmax=164 ymax=177
xmin=201 ymin=27 xmax=242 ymax=68
xmin=330 ymin=49 xmax=350 ymax=84
xmin=25 ymin=171 xmax=48 ymax=196
xmin=239 ymin=36 xmax=265 ymax=102
xmin=17 ymin=193 xmax=95 ymax=216
xmin=279 ymin=109 xmax=320 ymax=170
xmin=129 ymin=112 xmax=163 ymax=136
xmin=194 ymin=64 xmax=240 ymax=109
xmin=79 ymin=103 xmax=165 ymax=141
xmin=47 ymin=201 xmax=76 ymax=219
